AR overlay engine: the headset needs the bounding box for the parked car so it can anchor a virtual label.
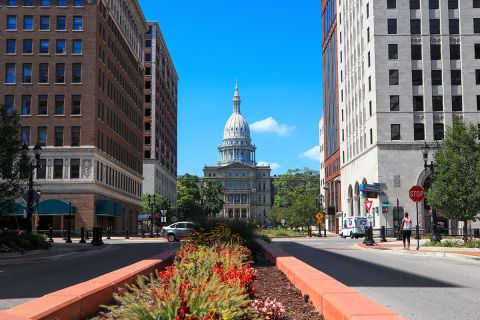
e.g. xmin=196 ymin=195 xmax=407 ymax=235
xmin=340 ymin=217 xmax=368 ymax=239
xmin=160 ymin=222 xmax=196 ymax=242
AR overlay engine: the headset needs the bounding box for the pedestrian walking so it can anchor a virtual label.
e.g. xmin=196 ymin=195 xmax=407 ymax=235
xmin=401 ymin=212 xmax=413 ymax=250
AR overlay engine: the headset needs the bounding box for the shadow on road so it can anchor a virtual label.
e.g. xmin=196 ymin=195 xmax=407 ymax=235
xmin=277 ymin=241 xmax=460 ymax=288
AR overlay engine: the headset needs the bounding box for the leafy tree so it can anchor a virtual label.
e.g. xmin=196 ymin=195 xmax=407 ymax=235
xmin=0 ymin=104 xmax=31 ymax=214
xmin=200 ymin=180 xmax=224 ymax=218
xmin=426 ymin=117 xmax=480 ymax=241
xmin=271 ymin=168 xmax=322 ymax=234
xmin=142 ymin=192 xmax=172 ymax=224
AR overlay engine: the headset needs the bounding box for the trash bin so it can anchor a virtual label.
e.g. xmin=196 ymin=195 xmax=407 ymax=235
xmin=474 ymin=229 xmax=479 ymax=238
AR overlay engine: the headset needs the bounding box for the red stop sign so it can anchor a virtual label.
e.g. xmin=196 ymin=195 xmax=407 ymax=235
xmin=409 ymin=185 xmax=425 ymax=202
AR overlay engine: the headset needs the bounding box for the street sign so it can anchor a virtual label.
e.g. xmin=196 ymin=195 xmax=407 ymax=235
xmin=160 ymin=209 xmax=167 ymax=216
xmin=367 ymin=213 xmax=373 ymax=222
xmin=409 ymin=185 xmax=425 ymax=202
xmin=364 ymin=200 xmax=373 ymax=213
xmin=280 ymin=219 xmax=286 ymax=226
xmin=315 ymin=212 xmax=324 ymax=223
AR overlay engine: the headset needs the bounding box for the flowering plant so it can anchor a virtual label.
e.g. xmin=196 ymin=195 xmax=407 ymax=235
xmin=252 ymin=299 xmax=286 ymax=320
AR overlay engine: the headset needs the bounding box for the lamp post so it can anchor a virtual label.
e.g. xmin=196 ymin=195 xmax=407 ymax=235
xmin=147 ymin=194 xmax=156 ymax=238
xmin=420 ymin=141 xmax=441 ymax=242
xmin=21 ymin=143 xmax=42 ymax=233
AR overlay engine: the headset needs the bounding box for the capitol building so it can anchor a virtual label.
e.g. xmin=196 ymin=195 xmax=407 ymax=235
xmin=203 ymin=83 xmax=272 ymax=225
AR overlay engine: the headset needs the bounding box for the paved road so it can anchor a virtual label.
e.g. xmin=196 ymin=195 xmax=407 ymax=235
xmin=274 ymin=237 xmax=480 ymax=320
xmin=0 ymin=240 xmax=178 ymax=310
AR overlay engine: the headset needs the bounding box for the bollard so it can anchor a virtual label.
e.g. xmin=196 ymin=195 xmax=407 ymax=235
xmin=79 ymin=227 xmax=86 ymax=244
xmin=48 ymin=227 xmax=54 ymax=243
xmin=91 ymin=227 xmax=103 ymax=246
xmin=85 ymin=229 xmax=89 ymax=240
xmin=125 ymin=230 xmax=129 ymax=239
xmin=106 ymin=228 xmax=111 ymax=240
xmin=324 ymin=227 xmax=327 ymax=238
xmin=363 ymin=226 xmax=375 ymax=246
xmin=141 ymin=229 xmax=145 ymax=238
xmin=380 ymin=226 xmax=387 ymax=242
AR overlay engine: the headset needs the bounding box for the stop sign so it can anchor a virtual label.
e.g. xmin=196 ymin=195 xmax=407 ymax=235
xmin=409 ymin=185 xmax=425 ymax=202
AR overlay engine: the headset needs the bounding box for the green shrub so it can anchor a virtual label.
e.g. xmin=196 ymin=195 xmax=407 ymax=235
xmin=194 ymin=218 xmax=257 ymax=243
xmin=423 ymin=239 xmax=480 ymax=248
xmin=0 ymin=230 xmax=51 ymax=253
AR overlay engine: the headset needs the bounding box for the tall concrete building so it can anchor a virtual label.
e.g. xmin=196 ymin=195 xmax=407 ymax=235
xmin=142 ymin=22 xmax=178 ymax=204
xmin=322 ymin=0 xmax=341 ymax=233
xmin=319 ymin=117 xmax=326 ymax=216
xmin=337 ymin=0 xmax=480 ymax=231
xmin=0 ymin=0 xmax=147 ymax=233
xmin=203 ymin=83 xmax=272 ymax=225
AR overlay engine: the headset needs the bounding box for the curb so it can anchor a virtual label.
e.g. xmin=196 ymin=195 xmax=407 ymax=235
xmin=0 ymin=249 xmax=176 ymax=320
xmin=254 ymin=239 xmax=405 ymax=320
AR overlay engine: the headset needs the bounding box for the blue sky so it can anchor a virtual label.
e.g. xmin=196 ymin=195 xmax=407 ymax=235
xmin=138 ymin=0 xmax=323 ymax=176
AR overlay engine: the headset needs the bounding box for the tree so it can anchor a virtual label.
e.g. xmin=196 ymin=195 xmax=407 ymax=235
xmin=142 ymin=192 xmax=172 ymax=224
xmin=271 ymin=168 xmax=322 ymax=234
xmin=0 ymin=104 xmax=31 ymax=214
xmin=426 ymin=117 xmax=480 ymax=241
xmin=200 ymin=180 xmax=224 ymax=218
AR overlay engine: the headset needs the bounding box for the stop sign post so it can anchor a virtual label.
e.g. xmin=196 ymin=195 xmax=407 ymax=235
xmin=409 ymin=185 xmax=424 ymax=251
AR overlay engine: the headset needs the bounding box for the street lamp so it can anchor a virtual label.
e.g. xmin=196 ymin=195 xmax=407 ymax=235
xmin=420 ymin=141 xmax=441 ymax=242
xmin=147 ymin=194 xmax=156 ymax=238
xmin=21 ymin=143 xmax=42 ymax=233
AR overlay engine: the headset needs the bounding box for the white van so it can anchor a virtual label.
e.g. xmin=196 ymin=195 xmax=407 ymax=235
xmin=341 ymin=217 xmax=368 ymax=239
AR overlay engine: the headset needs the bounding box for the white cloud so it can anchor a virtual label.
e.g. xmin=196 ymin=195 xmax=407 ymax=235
xmin=250 ymin=117 xmax=294 ymax=136
xmin=300 ymin=146 xmax=321 ymax=162
xmin=257 ymin=161 xmax=280 ymax=170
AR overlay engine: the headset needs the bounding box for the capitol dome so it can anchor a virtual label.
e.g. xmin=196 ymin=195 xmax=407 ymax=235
xmin=223 ymin=82 xmax=250 ymax=140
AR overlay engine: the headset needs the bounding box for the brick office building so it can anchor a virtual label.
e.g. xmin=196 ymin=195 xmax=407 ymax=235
xmin=143 ymin=22 xmax=178 ymax=204
xmin=0 ymin=0 xmax=147 ymax=233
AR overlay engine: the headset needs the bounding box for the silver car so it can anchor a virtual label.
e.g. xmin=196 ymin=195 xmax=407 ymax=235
xmin=160 ymin=222 xmax=195 ymax=242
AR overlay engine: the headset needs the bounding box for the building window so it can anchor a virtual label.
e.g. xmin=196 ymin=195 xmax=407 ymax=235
xmin=73 ymin=16 xmax=83 ymax=31
xmin=40 ymin=0 xmax=51 ymax=6
xmin=39 ymin=63 xmax=49 ymax=83
xmin=476 ymin=70 xmax=480 ymax=84
xmin=451 ymin=70 xmax=461 ymax=85
xmin=56 ymin=39 xmax=66 ymax=54
xmin=21 ymin=127 xmax=30 ymax=146
xmin=430 ymin=44 xmax=441 ymax=60
xmin=449 ymin=19 xmax=459 ymax=34
xmin=71 ymin=126 xmax=80 ymax=146
xmin=71 ymin=95 xmax=81 ymax=115
xmin=411 ymin=44 xmax=422 ymax=60
xmin=412 ymin=70 xmax=423 ymax=85
xmin=370 ymin=128 xmax=373 ymax=144
xmin=410 ymin=0 xmax=420 ymax=9
xmin=430 ymin=19 xmax=440 ymax=34
xmin=390 ymin=95 xmax=400 ymax=111
xmin=21 ymin=95 xmax=31 ymax=115
xmin=54 ymin=126 xmax=64 ymax=146
xmin=38 ymin=95 xmax=48 ymax=115
xmin=73 ymin=0 xmax=84 ymax=6
xmin=39 ymin=39 xmax=49 ymax=54
xmin=431 ymin=70 xmax=442 ymax=85
xmin=55 ymin=63 xmax=65 ymax=83
xmin=55 ymin=95 xmax=64 ymax=115
xmin=475 ymin=0 xmax=480 ymax=8
xmin=414 ymin=123 xmax=425 ymax=140
xmin=410 ymin=19 xmax=421 ymax=34
xmin=413 ymin=96 xmax=424 ymax=111
xmin=391 ymin=124 xmax=401 ymax=140
xmin=38 ymin=127 xmax=47 ymax=146
xmin=23 ymin=39 xmax=33 ymax=54
xmin=53 ymin=159 xmax=63 ymax=179
xmin=452 ymin=95 xmax=463 ymax=111
xmin=36 ymin=159 xmax=46 ymax=179
xmin=388 ymin=44 xmax=398 ymax=59
xmin=6 ymin=64 xmax=16 ymax=84
xmin=57 ymin=0 xmax=67 ymax=6
xmin=429 ymin=0 xmax=439 ymax=9
xmin=367 ymin=27 xmax=370 ymax=42
xmin=5 ymin=96 xmax=15 ymax=113
xmin=6 ymin=39 xmax=16 ymax=54
xmin=145 ymin=40 xmax=152 ymax=48
xmin=387 ymin=0 xmax=396 ymax=9
xmin=22 ymin=64 xmax=32 ymax=83
xmin=432 ymin=96 xmax=443 ymax=111
xmin=71 ymin=159 xmax=80 ymax=179
xmin=7 ymin=16 xmax=17 ymax=30
xmin=72 ymin=63 xmax=82 ymax=83
xmin=433 ymin=123 xmax=444 ymax=141
xmin=475 ymin=19 xmax=480 ymax=34
xmin=369 ymin=101 xmax=372 ymax=116
xmin=477 ymin=95 xmax=480 ymax=111
xmin=388 ymin=19 xmax=397 ymax=34
xmin=450 ymin=44 xmax=460 ymax=60
xmin=72 ymin=39 xmax=82 ymax=54
xmin=56 ymin=16 xmax=66 ymax=31
xmin=7 ymin=0 xmax=17 ymax=6
xmin=389 ymin=69 xmax=399 ymax=85
xmin=368 ymin=76 xmax=372 ymax=91
xmin=24 ymin=0 xmax=33 ymax=5
xmin=23 ymin=16 xmax=33 ymax=30
xmin=39 ymin=16 xmax=50 ymax=31
xmin=448 ymin=0 xmax=458 ymax=9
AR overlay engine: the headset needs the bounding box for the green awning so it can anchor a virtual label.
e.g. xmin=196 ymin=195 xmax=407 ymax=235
xmin=96 ymin=200 xmax=115 ymax=217
xmin=37 ymin=199 xmax=76 ymax=216
xmin=114 ymin=202 xmax=124 ymax=217
xmin=0 ymin=200 xmax=26 ymax=216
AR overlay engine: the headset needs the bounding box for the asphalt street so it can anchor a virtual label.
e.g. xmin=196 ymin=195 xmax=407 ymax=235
xmin=0 ymin=239 xmax=178 ymax=310
xmin=274 ymin=237 xmax=480 ymax=320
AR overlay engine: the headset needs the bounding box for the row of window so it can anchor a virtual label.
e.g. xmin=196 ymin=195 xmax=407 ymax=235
xmin=3 ymin=0 xmax=84 ymax=7
xmin=34 ymin=158 xmax=81 ymax=180
xmin=95 ymin=160 xmax=142 ymax=197
xmin=388 ymin=0 xmax=480 ymax=10
xmin=386 ymin=69 xmax=461 ymax=86
xmin=5 ymin=94 xmax=82 ymax=115
xmin=5 ymin=63 xmax=82 ymax=84
xmin=386 ymin=18 xmax=480 ymax=35
xmin=386 ymin=43 xmax=476 ymax=61
xmin=390 ymin=123 xmax=444 ymax=141
xmin=3 ymin=39 xmax=82 ymax=55
xmin=5 ymin=15 xmax=83 ymax=31
xmin=387 ymin=94 xmax=473 ymax=112
xmin=21 ymin=125 xmax=80 ymax=147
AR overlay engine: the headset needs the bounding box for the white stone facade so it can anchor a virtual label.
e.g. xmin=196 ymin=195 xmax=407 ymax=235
xmin=337 ymin=0 xmax=480 ymax=232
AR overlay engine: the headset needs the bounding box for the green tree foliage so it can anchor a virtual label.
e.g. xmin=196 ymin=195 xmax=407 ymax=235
xmin=0 ymin=105 xmax=31 ymax=213
xmin=269 ymin=168 xmax=322 ymax=232
xmin=201 ymin=180 xmax=224 ymax=218
xmin=426 ymin=117 xmax=480 ymax=241
xmin=141 ymin=192 xmax=172 ymax=224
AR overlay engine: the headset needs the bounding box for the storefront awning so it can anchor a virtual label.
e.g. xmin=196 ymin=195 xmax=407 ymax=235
xmin=37 ymin=199 xmax=76 ymax=216
xmin=0 ymin=200 xmax=26 ymax=216
xmin=96 ymin=200 xmax=124 ymax=217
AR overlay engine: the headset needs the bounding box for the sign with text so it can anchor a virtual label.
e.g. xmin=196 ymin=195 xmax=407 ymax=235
xmin=409 ymin=185 xmax=425 ymax=202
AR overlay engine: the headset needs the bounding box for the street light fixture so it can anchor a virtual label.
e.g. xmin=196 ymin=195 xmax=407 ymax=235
xmin=21 ymin=143 xmax=42 ymax=233
xmin=420 ymin=141 xmax=441 ymax=242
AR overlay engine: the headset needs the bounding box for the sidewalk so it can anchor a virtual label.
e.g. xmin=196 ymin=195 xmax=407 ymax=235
xmin=356 ymin=239 xmax=480 ymax=261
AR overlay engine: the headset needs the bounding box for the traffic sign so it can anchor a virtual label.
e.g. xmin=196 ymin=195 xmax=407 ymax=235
xmin=315 ymin=212 xmax=324 ymax=223
xmin=409 ymin=185 xmax=425 ymax=202
xmin=367 ymin=213 xmax=373 ymax=222
xmin=364 ymin=200 xmax=373 ymax=213
xmin=281 ymin=219 xmax=286 ymax=226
